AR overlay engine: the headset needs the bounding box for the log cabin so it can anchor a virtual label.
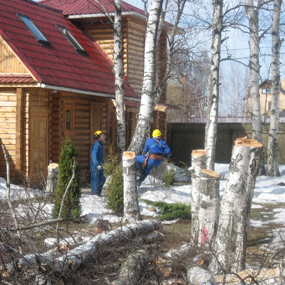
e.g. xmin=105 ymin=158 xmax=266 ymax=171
xmin=0 ymin=0 xmax=168 ymax=183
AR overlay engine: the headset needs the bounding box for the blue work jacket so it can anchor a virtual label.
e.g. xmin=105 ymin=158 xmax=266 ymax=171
xmin=91 ymin=140 xmax=104 ymax=168
xmin=144 ymin=138 xmax=171 ymax=157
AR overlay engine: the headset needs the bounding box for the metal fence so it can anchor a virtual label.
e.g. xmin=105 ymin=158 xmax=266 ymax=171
xmin=166 ymin=122 xmax=285 ymax=166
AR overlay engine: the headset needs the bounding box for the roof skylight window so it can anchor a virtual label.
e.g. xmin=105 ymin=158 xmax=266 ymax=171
xmin=17 ymin=14 xmax=49 ymax=45
xmin=56 ymin=25 xmax=87 ymax=55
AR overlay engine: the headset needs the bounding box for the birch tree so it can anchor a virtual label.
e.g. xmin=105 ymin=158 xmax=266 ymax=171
xmin=113 ymin=0 xmax=125 ymax=157
xmin=267 ymin=0 xmax=282 ymax=177
xmin=245 ymin=0 xmax=266 ymax=175
xmin=204 ymin=0 xmax=223 ymax=171
xmin=128 ymin=0 xmax=187 ymax=154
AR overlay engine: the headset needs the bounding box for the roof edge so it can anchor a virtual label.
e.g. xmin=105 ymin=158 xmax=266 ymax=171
xmin=40 ymin=83 xmax=141 ymax=102
xmin=68 ymin=11 xmax=145 ymax=20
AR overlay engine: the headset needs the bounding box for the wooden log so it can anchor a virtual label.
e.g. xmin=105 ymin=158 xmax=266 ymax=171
xmin=187 ymin=267 xmax=216 ymax=285
xmin=45 ymin=163 xmax=59 ymax=195
xmin=122 ymin=151 xmax=140 ymax=223
xmin=214 ymin=267 xmax=282 ymax=284
xmin=209 ymin=138 xmax=262 ymax=274
xmin=111 ymin=249 xmax=149 ymax=285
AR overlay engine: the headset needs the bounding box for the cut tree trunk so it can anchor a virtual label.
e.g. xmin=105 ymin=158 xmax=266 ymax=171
xmin=45 ymin=163 xmax=59 ymax=195
xmin=190 ymin=150 xmax=207 ymax=244
xmin=187 ymin=266 xmax=216 ymax=285
xmin=209 ymin=138 xmax=262 ymax=274
xmin=191 ymin=150 xmax=219 ymax=246
xmin=195 ymin=169 xmax=220 ymax=247
xmin=122 ymin=151 xmax=140 ymax=223
xmin=111 ymin=249 xmax=149 ymax=285
xmin=4 ymin=219 xmax=162 ymax=273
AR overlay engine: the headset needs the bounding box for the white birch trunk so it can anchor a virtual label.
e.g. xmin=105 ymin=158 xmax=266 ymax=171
xmin=128 ymin=0 xmax=163 ymax=155
xmin=5 ymin=219 xmax=162 ymax=273
xmin=122 ymin=151 xmax=140 ymax=223
xmin=187 ymin=267 xmax=217 ymax=285
xmin=205 ymin=0 xmax=223 ymax=171
xmin=196 ymin=169 xmax=220 ymax=247
xmin=245 ymin=0 xmax=265 ymax=175
xmin=114 ymin=0 xmax=125 ymax=156
xmin=191 ymin=150 xmax=207 ymax=244
xmin=209 ymin=138 xmax=262 ymax=274
xmin=111 ymin=249 xmax=149 ymax=285
xmin=191 ymin=150 xmax=219 ymax=247
xmin=267 ymin=0 xmax=282 ymax=177
xmin=45 ymin=163 xmax=59 ymax=195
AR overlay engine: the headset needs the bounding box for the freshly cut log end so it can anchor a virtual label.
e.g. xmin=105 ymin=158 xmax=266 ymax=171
xmin=191 ymin=149 xmax=206 ymax=157
xmin=234 ymin=138 xmax=263 ymax=148
xmin=48 ymin=163 xmax=59 ymax=169
xmin=201 ymin=169 xmax=220 ymax=178
xmin=123 ymin=151 xmax=136 ymax=159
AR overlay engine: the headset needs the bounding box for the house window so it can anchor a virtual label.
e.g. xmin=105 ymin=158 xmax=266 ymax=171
xmin=262 ymin=88 xmax=271 ymax=94
xmin=268 ymin=102 xmax=272 ymax=110
xmin=64 ymin=103 xmax=75 ymax=135
xmin=56 ymin=25 xmax=86 ymax=55
xmin=17 ymin=14 xmax=49 ymax=45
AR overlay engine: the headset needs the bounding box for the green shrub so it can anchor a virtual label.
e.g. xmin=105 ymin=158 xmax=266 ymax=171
xmin=52 ymin=137 xmax=81 ymax=221
xmin=104 ymin=150 xmax=123 ymax=214
xmin=162 ymin=166 xmax=175 ymax=187
xmin=141 ymin=199 xmax=191 ymax=221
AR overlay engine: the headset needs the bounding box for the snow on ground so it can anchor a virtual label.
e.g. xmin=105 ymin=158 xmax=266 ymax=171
xmin=2 ymin=163 xmax=285 ymax=244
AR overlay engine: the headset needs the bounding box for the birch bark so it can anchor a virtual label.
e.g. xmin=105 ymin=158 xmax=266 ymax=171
xmin=114 ymin=0 xmax=125 ymax=157
xmin=191 ymin=150 xmax=219 ymax=246
xmin=122 ymin=151 xmax=140 ymax=223
xmin=209 ymin=138 xmax=262 ymax=274
xmin=245 ymin=0 xmax=265 ymax=175
xmin=190 ymin=150 xmax=206 ymax=243
xmin=128 ymin=0 xmax=163 ymax=155
xmin=205 ymin=0 xmax=223 ymax=171
xmin=267 ymin=0 xmax=282 ymax=177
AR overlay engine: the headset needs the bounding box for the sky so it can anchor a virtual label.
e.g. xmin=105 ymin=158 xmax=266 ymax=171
xmin=2 ymin=163 xmax=285 ymax=251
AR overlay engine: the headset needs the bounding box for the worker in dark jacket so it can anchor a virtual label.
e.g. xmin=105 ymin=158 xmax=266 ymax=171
xmin=136 ymin=129 xmax=171 ymax=186
xmin=91 ymin=130 xmax=106 ymax=196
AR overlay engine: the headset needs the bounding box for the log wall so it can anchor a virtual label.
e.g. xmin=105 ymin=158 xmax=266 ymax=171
xmin=0 ymin=89 xmax=17 ymax=177
xmin=0 ymin=87 xmax=136 ymax=180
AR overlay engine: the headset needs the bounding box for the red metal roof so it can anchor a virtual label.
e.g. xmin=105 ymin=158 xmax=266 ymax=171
xmin=0 ymin=74 xmax=35 ymax=83
xmin=0 ymin=0 xmax=139 ymax=99
xmin=40 ymin=0 xmax=146 ymax=17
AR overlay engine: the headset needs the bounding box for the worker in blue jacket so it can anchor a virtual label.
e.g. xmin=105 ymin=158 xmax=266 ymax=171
xmin=91 ymin=130 xmax=106 ymax=196
xmin=136 ymin=129 xmax=171 ymax=186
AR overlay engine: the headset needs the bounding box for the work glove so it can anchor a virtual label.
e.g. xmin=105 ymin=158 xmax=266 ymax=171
xmin=97 ymin=165 xmax=102 ymax=171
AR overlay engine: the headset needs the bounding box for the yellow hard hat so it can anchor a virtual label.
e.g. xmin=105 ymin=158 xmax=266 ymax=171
xmin=94 ymin=130 xmax=102 ymax=139
xmin=152 ymin=129 xmax=161 ymax=137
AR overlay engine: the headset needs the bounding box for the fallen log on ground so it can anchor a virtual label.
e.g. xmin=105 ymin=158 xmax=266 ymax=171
xmin=111 ymin=249 xmax=149 ymax=285
xmin=187 ymin=266 xmax=217 ymax=285
xmin=214 ymin=266 xmax=284 ymax=284
xmin=4 ymin=219 xmax=162 ymax=274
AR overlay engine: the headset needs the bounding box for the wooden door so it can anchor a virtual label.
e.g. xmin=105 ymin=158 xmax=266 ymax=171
xmin=30 ymin=114 xmax=48 ymax=184
xmin=90 ymin=104 xmax=102 ymax=161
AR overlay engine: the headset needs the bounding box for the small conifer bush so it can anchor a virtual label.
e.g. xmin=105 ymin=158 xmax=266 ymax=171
xmin=141 ymin=199 xmax=191 ymax=221
xmin=52 ymin=137 xmax=81 ymax=221
xmin=162 ymin=166 xmax=175 ymax=187
xmin=104 ymin=151 xmax=124 ymax=214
